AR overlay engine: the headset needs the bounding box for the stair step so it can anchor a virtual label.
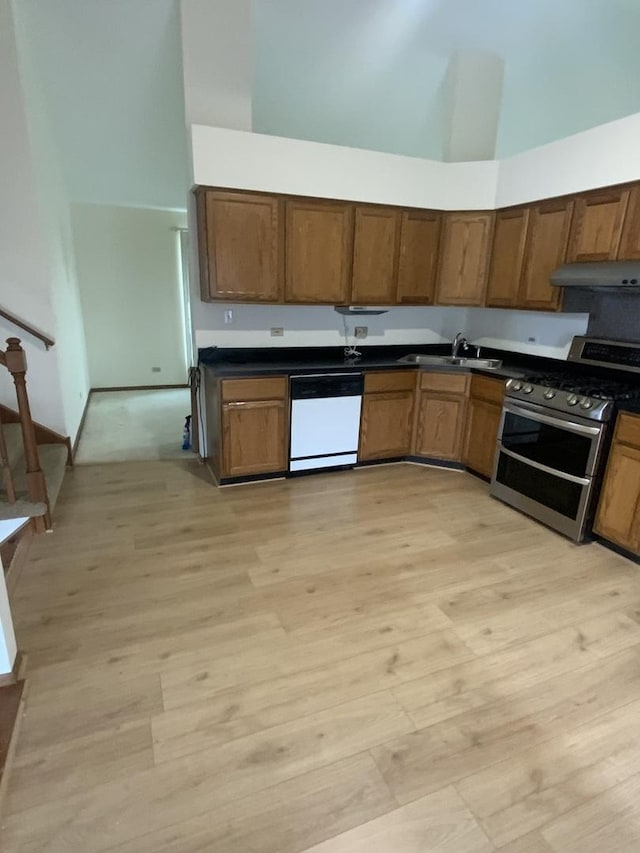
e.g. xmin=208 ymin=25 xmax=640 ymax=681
xmin=8 ymin=443 xmax=68 ymax=514
xmin=0 ymin=500 xmax=46 ymax=521
xmin=0 ymin=424 xmax=23 ymax=474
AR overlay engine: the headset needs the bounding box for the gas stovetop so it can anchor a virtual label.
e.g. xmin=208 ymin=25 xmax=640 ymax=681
xmin=504 ymin=336 xmax=640 ymax=422
xmin=505 ymin=372 xmax=640 ymax=421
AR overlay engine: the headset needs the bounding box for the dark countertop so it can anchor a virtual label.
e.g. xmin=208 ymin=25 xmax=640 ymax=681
xmin=199 ymin=344 xmax=538 ymax=382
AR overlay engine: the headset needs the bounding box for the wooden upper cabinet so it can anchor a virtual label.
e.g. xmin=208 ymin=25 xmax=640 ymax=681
xmin=350 ymin=206 xmax=400 ymax=304
xmin=285 ymin=199 xmax=354 ymax=304
xmin=436 ymin=212 xmax=494 ymax=306
xmin=618 ymin=185 xmax=640 ymax=260
xmin=485 ymin=207 xmax=530 ymax=308
xmin=198 ymin=190 xmax=284 ymax=302
xmin=518 ymin=199 xmax=574 ymax=311
xmin=567 ymin=187 xmax=630 ymax=262
xmin=396 ymin=210 xmax=442 ymax=305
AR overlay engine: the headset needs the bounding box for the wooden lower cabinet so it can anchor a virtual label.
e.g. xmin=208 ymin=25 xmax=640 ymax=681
xmin=594 ymin=414 xmax=640 ymax=554
xmin=413 ymin=372 xmax=470 ymax=462
xmin=463 ymin=375 xmax=506 ymax=478
xmin=414 ymin=395 xmax=467 ymax=461
xmin=222 ymin=400 xmax=287 ymax=477
xmin=359 ymin=391 xmax=414 ymax=460
xmin=464 ymin=398 xmax=502 ymax=478
xmin=218 ymin=376 xmax=288 ymax=479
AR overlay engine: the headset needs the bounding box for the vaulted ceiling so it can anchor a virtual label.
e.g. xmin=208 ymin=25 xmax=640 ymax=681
xmin=15 ymin=0 xmax=640 ymax=211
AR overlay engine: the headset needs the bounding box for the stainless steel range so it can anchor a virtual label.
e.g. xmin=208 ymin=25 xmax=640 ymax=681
xmin=491 ymin=337 xmax=640 ymax=542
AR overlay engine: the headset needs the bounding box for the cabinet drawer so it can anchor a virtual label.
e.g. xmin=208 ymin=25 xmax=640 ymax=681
xmin=365 ymin=371 xmax=416 ymax=393
xmin=615 ymin=412 xmax=640 ymax=449
xmin=469 ymin=374 xmax=506 ymax=406
xmin=221 ymin=376 xmax=288 ymax=402
xmin=420 ymin=371 xmax=469 ymax=395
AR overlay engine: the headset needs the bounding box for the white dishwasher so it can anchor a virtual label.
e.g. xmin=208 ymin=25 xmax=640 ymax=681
xmin=289 ymin=373 xmax=364 ymax=473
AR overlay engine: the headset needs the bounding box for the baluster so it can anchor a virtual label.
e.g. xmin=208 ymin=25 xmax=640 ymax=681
xmin=4 ymin=339 xmax=50 ymax=531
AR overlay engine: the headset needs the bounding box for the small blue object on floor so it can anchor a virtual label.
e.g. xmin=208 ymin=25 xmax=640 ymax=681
xmin=182 ymin=415 xmax=191 ymax=451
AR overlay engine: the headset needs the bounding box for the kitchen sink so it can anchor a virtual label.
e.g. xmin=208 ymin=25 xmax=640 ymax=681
xmin=397 ymin=354 xmax=502 ymax=370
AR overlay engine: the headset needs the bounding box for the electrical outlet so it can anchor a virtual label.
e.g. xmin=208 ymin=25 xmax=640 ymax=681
xmin=152 ymin=367 xmax=161 ymax=373
xmin=224 ymin=309 xmax=234 ymax=325
xmin=270 ymin=327 xmax=284 ymax=337
xmin=355 ymin=326 xmax=368 ymax=339
xmin=527 ymin=336 xmax=537 ymax=343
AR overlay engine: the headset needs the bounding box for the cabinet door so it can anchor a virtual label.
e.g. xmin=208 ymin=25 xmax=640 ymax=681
xmin=436 ymin=212 xmax=494 ymax=306
xmin=414 ymin=394 xmax=467 ymax=461
xmin=198 ymin=190 xmax=283 ymax=302
xmin=594 ymin=442 xmax=640 ymax=553
xmin=351 ymin=206 xmax=400 ymax=304
xmin=222 ymin=400 xmax=287 ymax=477
xmin=396 ymin=210 xmax=442 ymax=305
xmin=359 ymin=391 xmax=414 ymax=461
xmin=518 ymin=199 xmax=574 ymax=311
xmin=485 ymin=207 xmax=529 ymax=307
xmin=618 ymin=184 xmax=640 ymax=260
xmin=464 ymin=398 xmax=502 ymax=478
xmin=286 ymin=199 xmax=353 ymax=303
xmin=567 ymin=187 xmax=630 ymax=262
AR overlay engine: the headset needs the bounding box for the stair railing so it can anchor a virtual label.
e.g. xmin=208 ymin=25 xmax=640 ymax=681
xmin=1 ymin=338 xmax=50 ymax=531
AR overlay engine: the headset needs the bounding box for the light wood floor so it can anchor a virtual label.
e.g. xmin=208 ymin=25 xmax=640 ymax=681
xmin=3 ymin=460 xmax=640 ymax=852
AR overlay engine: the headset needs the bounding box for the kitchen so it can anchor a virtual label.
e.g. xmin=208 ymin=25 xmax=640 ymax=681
xmin=192 ymin=123 xmax=640 ymax=561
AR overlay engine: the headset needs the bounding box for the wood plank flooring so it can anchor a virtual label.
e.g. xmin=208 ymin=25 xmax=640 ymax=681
xmin=2 ymin=460 xmax=640 ymax=851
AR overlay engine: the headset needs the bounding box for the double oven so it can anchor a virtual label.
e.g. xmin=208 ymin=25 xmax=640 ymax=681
xmin=491 ymin=398 xmax=609 ymax=542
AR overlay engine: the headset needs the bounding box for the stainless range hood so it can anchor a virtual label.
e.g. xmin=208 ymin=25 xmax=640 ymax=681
xmin=552 ymin=261 xmax=640 ymax=290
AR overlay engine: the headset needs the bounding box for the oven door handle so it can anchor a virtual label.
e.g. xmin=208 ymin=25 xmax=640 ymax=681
xmin=502 ymin=402 xmax=602 ymax=437
xmin=497 ymin=444 xmax=591 ymax=486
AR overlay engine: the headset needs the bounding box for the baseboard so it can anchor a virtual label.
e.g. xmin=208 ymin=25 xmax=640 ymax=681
xmin=91 ymin=384 xmax=189 ymax=392
xmin=0 ymin=661 xmax=28 ymax=820
xmin=405 ymin=455 xmax=466 ymax=471
xmin=71 ymin=391 xmax=92 ymax=460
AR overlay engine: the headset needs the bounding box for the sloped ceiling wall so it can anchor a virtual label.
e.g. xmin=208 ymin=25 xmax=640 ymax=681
xmin=252 ymin=0 xmax=640 ymax=160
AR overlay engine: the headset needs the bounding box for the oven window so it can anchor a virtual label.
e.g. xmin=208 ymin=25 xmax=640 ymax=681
xmin=496 ymin=453 xmax=583 ymax=519
xmin=501 ymin=411 xmax=593 ymax=478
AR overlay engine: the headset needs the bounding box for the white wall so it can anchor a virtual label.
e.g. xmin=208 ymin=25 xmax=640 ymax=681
xmin=443 ymin=51 xmax=504 ymax=162
xmin=191 ymin=125 xmax=499 ymax=210
xmin=20 ymin=0 xmax=189 ymax=210
xmin=0 ymin=0 xmax=90 ymax=441
xmin=194 ymin=304 xmax=457 ymax=350
xmin=496 ymin=113 xmax=640 ymax=207
xmin=13 ymin=0 xmax=90 ymax=440
xmin=72 ymin=205 xmax=188 ymax=389
xmin=443 ymin=310 xmax=589 ymax=360
xmin=180 ymin=0 xmax=252 ymax=131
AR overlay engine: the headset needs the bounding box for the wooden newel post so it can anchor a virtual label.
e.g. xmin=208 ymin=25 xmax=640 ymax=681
xmin=4 ymin=338 xmax=50 ymax=531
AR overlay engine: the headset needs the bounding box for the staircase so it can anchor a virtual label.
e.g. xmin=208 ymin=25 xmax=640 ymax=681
xmin=0 ymin=337 xmax=70 ymax=537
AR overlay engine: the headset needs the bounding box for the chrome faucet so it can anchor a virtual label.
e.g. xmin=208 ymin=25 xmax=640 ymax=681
xmin=451 ymin=331 xmax=469 ymax=358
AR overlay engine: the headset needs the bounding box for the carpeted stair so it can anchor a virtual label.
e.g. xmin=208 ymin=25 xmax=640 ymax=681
xmin=0 ymin=423 xmax=68 ymax=522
